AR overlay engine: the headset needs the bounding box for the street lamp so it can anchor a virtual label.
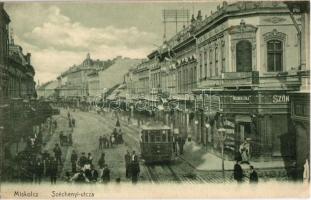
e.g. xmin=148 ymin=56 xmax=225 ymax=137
xmin=218 ymin=128 xmax=227 ymax=181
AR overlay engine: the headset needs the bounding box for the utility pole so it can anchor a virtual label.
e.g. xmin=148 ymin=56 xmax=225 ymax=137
xmin=162 ymin=9 xmax=190 ymax=42
xmin=218 ymin=128 xmax=227 ymax=181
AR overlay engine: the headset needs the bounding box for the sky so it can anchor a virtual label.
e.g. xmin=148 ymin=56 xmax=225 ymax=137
xmin=4 ymin=1 xmax=219 ymax=84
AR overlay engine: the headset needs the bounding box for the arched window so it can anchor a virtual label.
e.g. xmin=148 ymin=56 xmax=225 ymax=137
xmin=267 ymin=40 xmax=283 ymax=72
xmin=236 ymin=40 xmax=252 ymax=72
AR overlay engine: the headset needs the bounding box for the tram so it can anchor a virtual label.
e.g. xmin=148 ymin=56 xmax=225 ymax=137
xmin=140 ymin=124 xmax=174 ymax=163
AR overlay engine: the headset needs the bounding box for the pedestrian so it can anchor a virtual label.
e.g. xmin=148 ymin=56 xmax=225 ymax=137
xmin=124 ymin=150 xmax=131 ymax=178
xmin=101 ymin=164 xmax=110 ymax=184
xmin=110 ymin=135 xmax=115 ymax=147
xmin=233 ymin=160 xmax=243 ymax=183
xmin=69 ymin=118 xmax=72 ymax=128
xmin=78 ymin=152 xmax=87 ymax=168
xmin=88 ymin=165 xmax=98 ymax=183
xmin=59 ymin=132 xmax=64 ymax=146
xmin=98 ymin=153 xmax=105 ymax=169
xmin=239 ymin=138 xmax=250 ymax=164
xmin=71 ymin=118 xmax=76 ymax=127
xmin=34 ymin=157 xmax=44 ymax=184
xmin=68 ymin=133 xmax=73 ymax=145
xmin=53 ymin=120 xmax=57 ymax=130
xmin=99 ymin=136 xmax=103 ymax=150
xmin=87 ymin=153 xmax=93 ymax=165
xmin=173 ymin=136 xmax=177 ymax=155
xmin=71 ymin=150 xmax=78 ymax=173
xmin=50 ymin=157 xmax=58 ymax=184
xmin=131 ymin=151 xmax=137 ymax=162
xmin=178 ymin=136 xmax=185 ymax=155
xmin=249 ymin=165 xmax=258 ymax=183
xmin=235 ymin=151 xmax=242 ymax=162
xmin=67 ymin=111 xmax=71 ymax=119
xmin=41 ymin=150 xmax=50 ymax=176
xmin=103 ymin=135 xmax=107 ymax=148
xmin=303 ymin=159 xmax=310 ymax=183
xmin=131 ymin=157 xmax=140 ymax=184
xmin=53 ymin=144 xmax=62 ymax=165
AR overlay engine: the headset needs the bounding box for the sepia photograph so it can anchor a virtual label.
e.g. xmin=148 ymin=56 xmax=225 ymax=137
xmin=0 ymin=0 xmax=310 ymax=198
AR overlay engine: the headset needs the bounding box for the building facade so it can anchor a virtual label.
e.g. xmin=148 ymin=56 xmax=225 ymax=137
xmin=0 ymin=3 xmax=10 ymax=100
xmin=123 ymin=1 xmax=310 ymax=165
xmin=8 ymin=41 xmax=36 ymax=99
xmin=57 ymin=53 xmax=109 ymax=99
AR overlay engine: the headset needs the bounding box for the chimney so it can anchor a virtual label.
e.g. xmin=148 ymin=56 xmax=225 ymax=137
xmin=26 ymin=53 xmax=31 ymax=64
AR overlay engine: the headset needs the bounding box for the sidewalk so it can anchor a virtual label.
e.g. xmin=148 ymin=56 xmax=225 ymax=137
xmin=180 ymin=140 xmax=286 ymax=172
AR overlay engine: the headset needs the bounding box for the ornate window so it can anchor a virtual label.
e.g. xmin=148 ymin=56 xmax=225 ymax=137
xmin=209 ymin=48 xmax=213 ymax=76
xmin=193 ymin=66 xmax=197 ymax=86
xmin=267 ymin=40 xmax=283 ymax=72
xmin=204 ymin=50 xmax=208 ymax=78
xmin=190 ymin=67 xmax=193 ymax=90
xmin=199 ymin=53 xmax=203 ymax=80
xmin=236 ymin=40 xmax=252 ymax=72
xmin=221 ymin=41 xmax=225 ymax=73
xmin=215 ymin=46 xmax=219 ymax=76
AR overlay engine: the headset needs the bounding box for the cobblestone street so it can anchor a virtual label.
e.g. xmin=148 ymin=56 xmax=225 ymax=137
xmin=37 ymin=108 xmax=290 ymax=184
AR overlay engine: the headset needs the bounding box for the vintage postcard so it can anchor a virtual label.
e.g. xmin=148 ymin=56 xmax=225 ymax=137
xmin=0 ymin=0 xmax=310 ymax=199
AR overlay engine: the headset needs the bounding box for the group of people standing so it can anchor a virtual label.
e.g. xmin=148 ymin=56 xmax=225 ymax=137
xmin=98 ymin=127 xmax=123 ymax=149
xmin=233 ymin=161 xmax=258 ymax=184
xmin=124 ymin=150 xmax=140 ymax=183
xmin=172 ymin=135 xmax=186 ymax=155
xmin=232 ymin=138 xmax=259 ymax=183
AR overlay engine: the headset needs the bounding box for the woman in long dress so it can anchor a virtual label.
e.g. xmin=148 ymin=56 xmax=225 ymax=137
xmin=239 ymin=139 xmax=250 ymax=164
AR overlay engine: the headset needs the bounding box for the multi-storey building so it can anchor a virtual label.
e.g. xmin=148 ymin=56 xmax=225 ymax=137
xmin=8 ymin=40 xmax=36 ymax=99
xmin=57 ymin=53 xmax=108 ymax=99
xmin=0 ymin=3 xmax=10 ymax=99
xmin=192 ymin=1 xmax=305 ymax=162
xmin=37 ymin=80 xmax=58 ymax=99
xmin=124 ymin=2 xmax=310 ymax=168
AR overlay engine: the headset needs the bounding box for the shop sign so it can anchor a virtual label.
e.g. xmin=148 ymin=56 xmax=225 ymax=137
xmin=272 ymin=95 xmax=289 ymax=103
xmin=232 ymin=95 xmax=251 ymax=103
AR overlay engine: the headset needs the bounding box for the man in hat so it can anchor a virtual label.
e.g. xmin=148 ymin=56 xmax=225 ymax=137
xmin=124 ymin=150 xmax=131 ymax=178
xmin=71 ymin=150 xmax=78 ymax=173
xmin=53 ymin=144 xmax=62 ymax=165
xmin=249 ymin=165 xmax=258 ymax=183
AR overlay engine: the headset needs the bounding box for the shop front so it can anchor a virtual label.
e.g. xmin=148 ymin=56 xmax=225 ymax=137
xmin=220 ymin=91 xmax=293 ymax=161
xmin=194 ymin=89 xmax=294 ymax=161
